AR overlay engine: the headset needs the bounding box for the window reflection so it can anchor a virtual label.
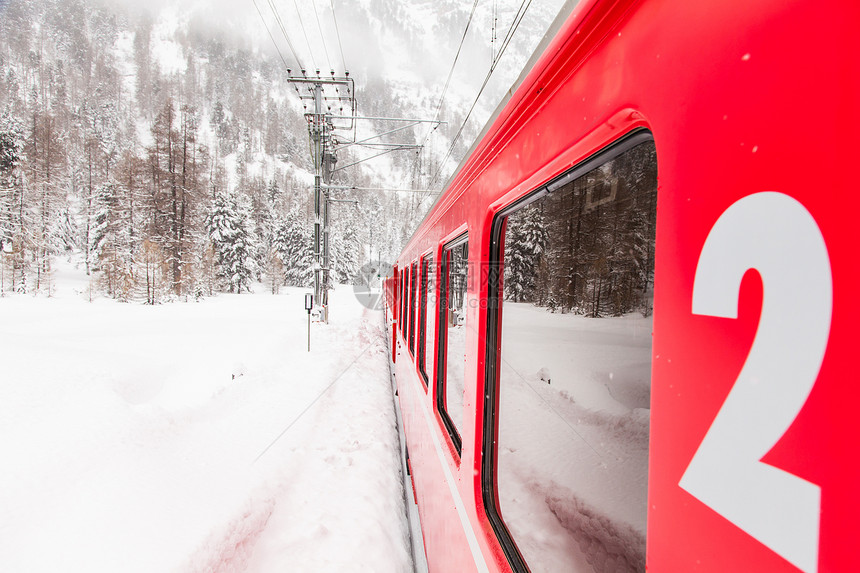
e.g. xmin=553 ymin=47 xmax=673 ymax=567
xmin=443 ymin=240 xmax=468 ymax=443
xmin=409 ymin=263 xmax=417 ymax=353
xmin=419 ymin=257 xmax=435 ymax=385
xmin=400 ymin=269 xmax=407 ymax=334
xmin=496 ymin=141 xmax=657 ymax=572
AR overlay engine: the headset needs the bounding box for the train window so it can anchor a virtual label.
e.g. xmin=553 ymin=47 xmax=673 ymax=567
xmin=402 ymin=268 xmax=409 ymax=337
xmin=418 ymin=256 xmax=435 ymax=386
xmin=438 ymin=235 xmax=468 ymax=454
xmin=485 ymin=135 xmax=657 ymax=572
xmin=409 ymin=262 xmax=418 ymax=355
xmin=399 ymin=269 xmax=406 ymax=335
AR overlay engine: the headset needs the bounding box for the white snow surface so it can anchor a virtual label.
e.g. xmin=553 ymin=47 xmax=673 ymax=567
xmin=0 ymin=261 xmax=412 ymax=572
xmin=496 ymin=303 xmax=651 ymax=572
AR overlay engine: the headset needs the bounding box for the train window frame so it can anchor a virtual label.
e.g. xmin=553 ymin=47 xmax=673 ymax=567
xmin=395 ymin=269 xmax=400 ymax=325
xmin=418 ymin=254 xmax=434 ymax=388
xmin=396 ymin=269 xmax=401 ymax=331
xmin=392 ymin=269 xmax=397 ymax=324
xmin=400 ymin=268 xmax=407 ymax=336
xmin=481 ymin=129 xmax=657 ymax=572
xmin=436 ymin=233 xmax=468 ymax=457
xmin=409 ymin=262 xmax=418 ymax=356
xmin=403 ymin=267 xmax=409 ymax=339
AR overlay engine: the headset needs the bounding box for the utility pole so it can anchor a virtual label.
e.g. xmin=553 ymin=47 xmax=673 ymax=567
xmin=288 ymin=70 xmax=443 ymax=323
xmin=289 ymin=71 xmax=355 ymax=322
xmin=313 ymin=83 xmax=327 ymax=321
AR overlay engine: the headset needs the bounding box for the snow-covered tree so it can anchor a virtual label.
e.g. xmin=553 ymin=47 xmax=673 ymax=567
xmin=275 ymin=206 xmax=312 ymax=287
xmin=206 ymin=193 xmax=256 ymax=293
xmin=504 ymin=204 xmax=547 ymax=303
xmin=88 ymin=183 xmax=133 ymax=299
xmin=0 ymin=0 xmax=550 ymax=300
xmin=266 ymin=177 xmax=280 ymax=205
xmin=332 ymin=224 xmax=361 ymax=285
xmin=0 ymin=109 xmax=24 ymax=255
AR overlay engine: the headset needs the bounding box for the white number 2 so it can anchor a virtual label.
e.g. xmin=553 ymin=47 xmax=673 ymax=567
xmin=679 ymin=192 xmax=832 ymax=573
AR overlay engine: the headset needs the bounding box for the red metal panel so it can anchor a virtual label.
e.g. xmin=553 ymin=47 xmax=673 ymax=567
xmin=390 ymin=0 xmax=860 ymax=571
xmin=644 ymin=1 xmax=860 ymax=571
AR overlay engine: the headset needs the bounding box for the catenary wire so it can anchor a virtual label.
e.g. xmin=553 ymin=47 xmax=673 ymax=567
xmin=311 ymin=0 xmax=333 ymax=72
xmin=495 ymin=0 xmax=533 ymax=69
xmin=496 ymin=0 xmax=530 ymax=66
xmin=329 ymin=0 xmax=347 ymax=72
xmin=428 ymin=0 xmax=481 ymax=134
xmin=266 ymin=0 xmax=305 ymax=70
xmin=292 ymin=0 xmax=318 ymax=71
xmin=403 ymin=0 xmax=480 ymax=197
xmin=251 ymin=0 xmax=293 ymax=70
xmin=428 ymin=0 xmax=534 ymax=190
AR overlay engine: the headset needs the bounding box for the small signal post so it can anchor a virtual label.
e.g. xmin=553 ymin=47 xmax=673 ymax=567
xmin=304 ymin=293 xmax=313 ymax=352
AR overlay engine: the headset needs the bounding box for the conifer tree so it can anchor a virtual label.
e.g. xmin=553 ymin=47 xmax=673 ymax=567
xmin=0 ymin=110 xmax=23 ymax=255
xmin=206 ymin=193 xmax=256 ymax=293
xmin=276 ymin=206 xmax=312 ymax=287
xmin=332 ymin=224 xmax=361 ymax=285
xmin=504 ymin=205 xmax=547 ymax=303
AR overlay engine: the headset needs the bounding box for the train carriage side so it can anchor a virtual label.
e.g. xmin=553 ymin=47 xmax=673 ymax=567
xmin=387 ymin=0 xmax=860 ymax=571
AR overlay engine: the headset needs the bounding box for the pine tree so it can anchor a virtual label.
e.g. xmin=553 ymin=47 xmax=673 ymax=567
xmin=332 ymin=224 xmax=361 ymax=285
xmin=89 ymin=181 xmax=134 ymax=299
xmin=206 ymin=193 xmax=256 ymax=293
xmin=504 ymin=205 xmax=547 ymax=303
xmin=0 ymin=109 xmax=24 ymax=255
xmin=266 ymin=177 xmax=279 ymax=205
xmin=276 ymin=206 xmax=313 ymax=287
xmin=227 ymin=199 xmax=255 ymax=293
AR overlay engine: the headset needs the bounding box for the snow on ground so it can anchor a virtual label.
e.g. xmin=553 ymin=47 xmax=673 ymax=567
xmin=496 ymin=303 xmax=651 ymax=572
xmin=0 ymin=260 xmax=413 ymax=572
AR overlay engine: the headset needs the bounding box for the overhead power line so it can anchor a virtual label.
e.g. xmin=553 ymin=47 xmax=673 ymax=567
xmin=251 ymin=0 xmax=292 ymax=70
xmin=429 ymin=0 xmax=481 ymax=131
xmin=311 ymin=0 xmax=333 ymax=72
xmin=491 ymin=0 xmax=499 ymax=62
xmin=404 ymin=0 xmax=479 ymax=198
xmin=323 ymin=185 xmax=440 ymax=195
xmin=329 ymin=0 xmax=347 ymax=72
xmin=292 ymin=0 xmax=317 ymax=71
xmin=428 ymin=0 xmax=535 ymax=190
xmin=495 ymin=0 xmax=534 ymax=70
xmin=264 ymin=0 xmax=305 ymax=70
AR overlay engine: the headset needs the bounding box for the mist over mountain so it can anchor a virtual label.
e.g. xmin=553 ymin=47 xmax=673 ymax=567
xmin=0 ymin=0 xmax=566 ymax=301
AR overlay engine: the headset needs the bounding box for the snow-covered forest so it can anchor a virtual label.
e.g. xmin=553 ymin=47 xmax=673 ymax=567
xmin=0 ymin=0 xmax=565 ymax=302
xmin=504 ymin=142 xmax=658 ymax=317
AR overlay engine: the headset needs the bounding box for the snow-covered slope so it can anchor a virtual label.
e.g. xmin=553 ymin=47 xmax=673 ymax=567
xmin=0 ymin=261 xmax=412 ymax=571
xmin=0 ymin=0 xmax=567 ymax=301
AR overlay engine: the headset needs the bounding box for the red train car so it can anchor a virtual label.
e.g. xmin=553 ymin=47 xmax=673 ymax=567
xmin=385 ymin=0 xmax=859 ymax=571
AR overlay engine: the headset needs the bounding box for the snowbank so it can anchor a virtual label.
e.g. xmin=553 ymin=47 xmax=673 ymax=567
xmin=0 ymin=267 xmax=412 ymax=572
